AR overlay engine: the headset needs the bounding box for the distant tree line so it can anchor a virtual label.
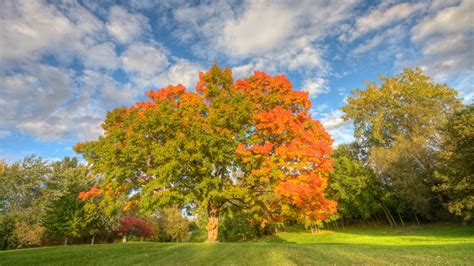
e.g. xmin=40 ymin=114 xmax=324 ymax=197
xmin=0 ymin=157 xmax=190 ymax=249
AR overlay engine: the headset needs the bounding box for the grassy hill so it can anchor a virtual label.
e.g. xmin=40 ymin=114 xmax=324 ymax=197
xmin=1 ymin=224 xmax=473 ymax=265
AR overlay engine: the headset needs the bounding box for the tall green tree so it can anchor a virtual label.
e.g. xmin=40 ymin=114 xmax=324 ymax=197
xmin=43 ymin=157 xmax=92 ymax=245
xmin=327 ymin=144 xmax=381 ymax=222
xmin=342 ymin=68 xmax=461 ymax=149
xmin=0 ymin=156 xmax=49 ymax=249
xmin=433 ymin=105 xmax=473 ymax=221
xmin=342 ymin=68 xmax=462 ymax=220
xmin=0 ymin=156 xmax=49 ymax=215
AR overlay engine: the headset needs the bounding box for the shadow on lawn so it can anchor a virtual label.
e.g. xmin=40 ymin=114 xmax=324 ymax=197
xmin=253 ymin=235 xmax=296 ymax=244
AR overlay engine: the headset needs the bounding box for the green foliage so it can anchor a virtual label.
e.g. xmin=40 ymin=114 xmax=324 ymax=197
xmin=75 ymin=64 xmax=334 ymax=242
xmin=12 ymin=221 xmax=46 ymax=248
xmin=0 ymin=214 xmax=16 ymax=250
xmin=0 ymin=156 xmax=49 ymax=249
xmin=0 ymin=156 xmax=49 ymax=215
xmin=327 ymin=144 xmax=381 ymax=219
xmin=42 ymin=158 xmax=93 ymax=244
xmin=218 ymin=208 xmax=258 ymax=241
xmin=151 ymin=207 xmax=190 ymax=242
xmin=342 ymin=68 xmax=463 ymax=221
xmin=342 ymin=68 xmax=461 ymax=148
xmin=433 ymin=105 xmax=474 ymax=221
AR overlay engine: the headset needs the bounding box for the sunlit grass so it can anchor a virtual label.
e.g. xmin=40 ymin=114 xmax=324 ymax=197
xmin=1 ymin=224 xmax=473 ymax=265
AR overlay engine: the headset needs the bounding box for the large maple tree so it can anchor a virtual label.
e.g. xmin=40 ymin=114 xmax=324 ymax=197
xmin=75 ymin=65 xmax=335 ymax=242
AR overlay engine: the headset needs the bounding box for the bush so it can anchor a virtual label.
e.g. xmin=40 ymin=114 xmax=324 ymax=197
xmin=0 ymin=215 xmax=16 ymax=250
xmin=149 ymin=207 xmax=190 ymax=242
xmin=14 ymin=221 xmax=46 ymax=248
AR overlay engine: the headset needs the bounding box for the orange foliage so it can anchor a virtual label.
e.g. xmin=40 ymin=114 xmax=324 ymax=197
xmin=235 ymin=70 xmax=336 ymax=223
xmin=78 ymin=187 xmax=102 ymax=201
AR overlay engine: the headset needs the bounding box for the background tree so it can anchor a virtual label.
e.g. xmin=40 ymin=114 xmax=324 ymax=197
xmin=342 ymin=68 xmax=460 ymax=149
xmin=79 ymin=186 xmax=120 ymax=244
xmin=0 ymin=156 xmax=49 ymax=249
xmin=342 ymin=68 xmax=462 ymax=221
xmin=153 ymin=207 xmax=190 ymax=242
xmin=75 ymin=65 xmax=334 ymax=242
xmin=433 ymin=105 xmax=473 ymax=222
xmin=43 ymin=158 xmax=92 ymax=245
xmin=327 ymin=144 xmax=381 ymax=224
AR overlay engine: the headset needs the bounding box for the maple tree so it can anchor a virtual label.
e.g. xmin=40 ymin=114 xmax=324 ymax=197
xmin=75 ymin=64 xmax=335 ymax=242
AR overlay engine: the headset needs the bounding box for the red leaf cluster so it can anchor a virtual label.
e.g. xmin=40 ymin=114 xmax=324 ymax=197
xmin=118 ymin=216 xmax=154 ymax=237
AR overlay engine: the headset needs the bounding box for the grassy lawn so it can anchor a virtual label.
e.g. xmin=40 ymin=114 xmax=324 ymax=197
xmin=1 ymin=224 xmax=473 ymax=265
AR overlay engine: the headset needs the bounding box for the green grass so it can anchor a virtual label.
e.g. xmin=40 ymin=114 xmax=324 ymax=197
xmin=1 ymin=224 xmax=473 ymax=265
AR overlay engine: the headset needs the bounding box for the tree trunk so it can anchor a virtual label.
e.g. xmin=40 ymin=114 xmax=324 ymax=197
xmin=387 ymin=208 xmax=398 ymax=227
xmin=396 ymin=210 xmax=405 ymax=227
xmin=64 ymin=237 xmax=68 ymax=246
xmin=206 ymin=204 xmax=220 ymax=242
xmin=91 ymin=234 xmax=96 ymax=245
xmin=413 ymin=210 xmax=421 ymax=226
xmin=381 ymin=204 xmax=396 ymax=227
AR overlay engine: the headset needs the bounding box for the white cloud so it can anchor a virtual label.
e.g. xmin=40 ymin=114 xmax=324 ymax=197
xmin=342 ymin=2 xmax=427 ymax=42
xmin=399 ymin=0 xmax=474 ymax=104
xmin=120 ymin=42 xmax=169 ymax=76
xmin=232 ymin=64 xmax=256 ymax=80
xmin=106 ymin=5 xmax=150 ymax=44
xmin=318 ymin=109 xmax=354 ymax=145
xmin=83 ymin=42 xmax=119 ymax=70
xmin=166 ymin=0 xmax=358 ymax=76
xmin=0 ymin=64 xmax=72 ymax=127
xmin=150 ymin=59 xmax=202 ymax=90
xmin=81 ymin=70 xmax=136 ymax=106
xmin=352 ymin=25 xmax=405 ymax=55
xmin=221 ymin=1 xmax=296 ymax=57
xmin=411 ymin=0 xmax=473 ymax=43
xmin=302 ymin=77 xmax=329 ymax=98
xmin=0 ymin=0 xmax=74 ymax=64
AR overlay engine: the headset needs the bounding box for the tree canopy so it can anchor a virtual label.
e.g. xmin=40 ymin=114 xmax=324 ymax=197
xmin=75 ymin=65 xmax=335 ymax=242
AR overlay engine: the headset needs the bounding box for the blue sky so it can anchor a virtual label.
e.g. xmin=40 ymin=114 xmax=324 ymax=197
xmin=0 ymin=0 xmax=473 ymax=162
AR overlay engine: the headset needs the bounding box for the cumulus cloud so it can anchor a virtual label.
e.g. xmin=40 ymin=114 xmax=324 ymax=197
xmin=342 ymin=1 xmax=427 ymax=42
xmin=411 ymin=0 xmax=472 ymax=42
xmin=397 ymin=0 xmax=474 ymax=103
xmin=0 ymin=0 xmax=206 ymax=142
xmin=302 ymin=77 xmax=329 ymax=99
xmin=83 ymin=42 xmax=119 ymax=70
xmin=150 ymin=59 xmax=203 ymax=89
xmin=221 ymin=1 xmax=296 ymax=57
xmin=0 ymin=64 xmax=72 ymax=127
xmin=166 ymin=0 xmax=358 ymax=77
xmin=106 ymin=5 xmax=151 ymax=44
xmin=120 ymin=42 xmax=169 ymax=76
xmin=0 ymin=0 xmax=75 ymax=64
xmin=317 ymin=109 xmax=354 ymax=145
